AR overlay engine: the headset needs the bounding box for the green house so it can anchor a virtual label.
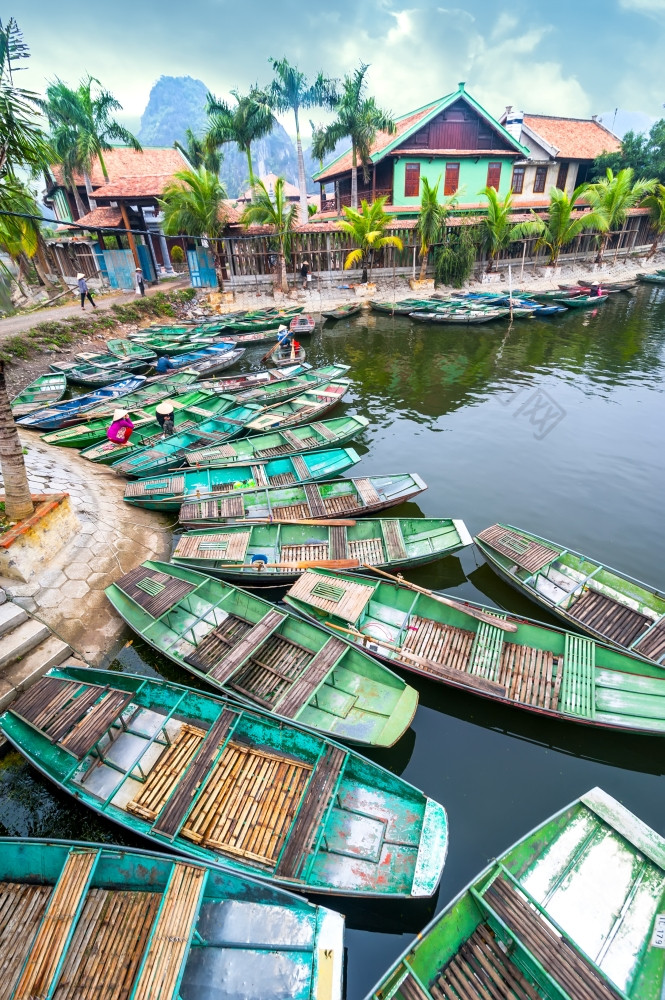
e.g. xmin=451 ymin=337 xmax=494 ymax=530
xmin=313 ymin=82 xmax=529 ymax=218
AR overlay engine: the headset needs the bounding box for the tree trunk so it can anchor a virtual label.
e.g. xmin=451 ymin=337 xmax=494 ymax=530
xmin=294 ymin=107 xmax=309 ymax=226
xmin=351 ymin=146 xmax=358 ymax=210
xmin=278 ymin=250 xmax=288 ymax=293
xmin=246 ymin=148 xmax=255 ymax=201
xmin=647 ymin=234 xmax=661 ymax=258
xmin=0 ymin=362 xmax=34 ymax=522
xmin=419 ymin=250 xmax=428 ymax=280
xmin=595 ymin=232 xmax=608 ymax=263
xmin=98 ymin=149 xmax=109 ymax=182
xmin=83 ymin=171 xmax=97 ymax=211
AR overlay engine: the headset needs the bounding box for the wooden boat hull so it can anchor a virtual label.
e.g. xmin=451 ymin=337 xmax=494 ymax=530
xmin=241 ymin=380 xmax=350 ymax=434
xmin=409 ymin=309 xmax=510 ymax=324
xmin=290 ymin=315 xmax=316 ymax=334
xmin=0 ymin=837 xmax=344 ymax=1000
xmin=638 ymin=273 xmax=665 ymax=284
xmin=270 ymin=347 xmax=307 ymax=365
xmin=170 ymin=517 xmax=472 ymax=584
xmin=122 ymin=447 xmax=362 ymax=509
xmin=15 ymin=376 xmax=147 ymax=430
xmin=173 ymin=346 xmax=245 ymax=376
xmin=11 ymin=374 xmax=67 ymax=416
xmin=82 ymin=371 xmax=200 ymax=418
xmin=65 ymin=364 xmax=142 ymax=387
xmin=475 ymin=522 xmax=665 ymax=664
xmin=195 ymin=361 xmax=312 ymax=394
xmin=197 ymin=364 xmax=350 ymax=406
xmin=554 ymin=294 xmax=608 ymax=306
xmin=0 ymin=666 xmax=439 ymax=899
xmin=366 ymin=787 xmax=665 ymax=999
xmin=322 ymin=304 xmax=361 ymax=320
xmin=107 ymin=338 xmax=157 ymax=362
xmin=285 ymin=567 xmax=665 ymax=737
xmin=179 ymin=473 xmax=428 ymax=526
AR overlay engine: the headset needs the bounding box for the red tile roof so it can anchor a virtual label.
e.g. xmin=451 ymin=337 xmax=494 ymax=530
xmin=523 ymin=115 xmax=621 ymax=160
xmin=92 ymin=174 xmax=181 ymax=200
xmin=70 ymin=206 xmax=123 ymax=229
xmin=50 ymin=147 xmax=188 ymax=189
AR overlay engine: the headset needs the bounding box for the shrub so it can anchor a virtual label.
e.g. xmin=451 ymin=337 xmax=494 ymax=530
xmin=434 ymin=226 xmax=478 ymax=288
xmin=170 ymin=245 xmax=184 ymax=263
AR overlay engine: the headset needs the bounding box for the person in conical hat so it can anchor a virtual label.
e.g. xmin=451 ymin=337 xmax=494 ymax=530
xmin=155 ymin=400 xmax=175 ymax=437
xmin=77 ymin=273 xmax=96 ymax=310
xmin=106 ymin=409 xmax=134 ymax=445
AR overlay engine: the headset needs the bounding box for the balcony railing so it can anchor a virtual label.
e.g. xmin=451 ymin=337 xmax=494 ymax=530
xmin=339 ymin=187 xmax=392 ymax=209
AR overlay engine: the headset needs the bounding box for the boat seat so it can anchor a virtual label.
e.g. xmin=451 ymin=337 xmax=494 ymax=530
xmin=292 ymin=455 xmax=311 ymax=481
xmin=429 ymin=923 xmax=540 ymax=1000
xmin=355 ymin=478 xmax=381 ymax=506
xmin=229 ymin=634 xmax=314 ymax=707
xmin=131 ymin=863 xmax=207 ymax=1000
xmin=116 ymin=566 xmax=195 ymax=617
xmin=276 ymin=745 xmax=346 ymax=878
xmin=324 ymin=494 xmax=357 ymax=514
xmin=348 ymin=537 xmax=384 ymax=564
xmin=281 ymin=543 xmax=329 ymax=566
xmin=310 ymin=421 xmax=337 ymax=441
xmin=468 ymin=619 xmax=506 ymax=683
xmin=297 ymin=435 xmax=320 ymax=450
xmin=186 ymin=442 xmax=238 ymax=464
xmin=270 ymin=472 xmax=297 ymax=486
xmin=477 ymin=525 xmax=559 ymax=573
xmin=210 ymin=481 xmax=234 ymax=493
xmin=569 ymin=588 xmax=652 ymax=646
xmin=282 ymin=429 xmax=304 ymax=449
xmin=401 ymin=619 xmax=507 ymax=697
xmin=288 ymin=571 xmax=374 ymax=621
xmin=633 ymin=617 xmax=665 ymax=662
xmin=12 ymin=848 xmax=97 ymax=1000
xmin=173 ymin=531 xmax=251 ymax=563
xmin=195 ymin=608 xmax=285 ymax=684
xmin=304 ymin=483 xmax=326 ymax=517
xmin=254 ymin=443 xmax=292 ymax=457
xmin=482 ymin=875 xmax=624 ymax=1000
xmin=182 ymin=496 xmax=245 ymax=521
xmin=273 ymin=502 xmax=311 ymax=520
xmin=498 ymin=643 xmax=558 ymax=710
xmin=383 ymin=521 xmax=407 ymax=561
xmin=559 ymin=634 xmax=595 ymax=718
xmin=329 ymin=525 xmax=348 ymax=560
xmin=543 ymin=565 xmax=579 ymax=592
xmin=275 ymin=637 xmax=347 ymax=718
xmin=251 ymin=464 xmax=269 ymax=487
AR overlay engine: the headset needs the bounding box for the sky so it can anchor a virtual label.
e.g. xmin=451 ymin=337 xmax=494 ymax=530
xmin=13 ymin=0 xmax=665 ymax=138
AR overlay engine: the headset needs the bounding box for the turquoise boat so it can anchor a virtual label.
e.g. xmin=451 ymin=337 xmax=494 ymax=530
xmin=0 ymin=838 xmax=343 ymax=1000
xmin=179 ymin=473 xmax=427 ymax=526
xmin=65 ymin=361 xmax=145 ymax=387
xmin=638 ymin=272 xmax=665 ymax=284
xmin=241 ymin=380 xmax=350 ymax=434
xmin=475 ymin=522 xmax=665 ymax=664
xmin=1 ymin=665 xmax=441 ymax=898
xmin=122 ymin=448 xmax=361 ymax=509
xmin=15 ymin=375 xmax=147 ymax=431
xmin=106 ymin=337 xmax=157 ymax=362
xmin=11 ymin=373 xmax=67 ymax=416
xmin=171 ymin=517 xmax=472 ymax=584
xmin=183 ymin=414 xmax=369 ymax=468
xmin=367 ymin=787 xmax=665 ymax=1000
xmin=105 ymin=566 xmax=420 ymax=751
xmin=198 ymin=364 xmax=350 ymax=406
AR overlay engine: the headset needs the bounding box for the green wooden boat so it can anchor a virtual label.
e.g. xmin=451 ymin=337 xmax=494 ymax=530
xmin=367 ymin=786 xmax=665 ymax=1000
xmin=51 ymin=353 xmax=127 ymax=374
xmin=638 ymin=272 xmax=665 ymax=284
xmin=554 ymin=294 xmax=609 ymax=307
xmin=145 ymin=338 xmax=214 ymax=356
xmin=184 ymin=414 xmax=370 ymax=468
xmin=475 ymin=523 xmax=665 ymax=664
xmin=242 ymin=380 xmax=350 ymax=434
xmin=82 ymin=370 xmax=199 ymax=417
xmin=105 ymin=565 xmax=421 ymax=753
xmin=179 ymin=473 xmax=427 ymax=526
xmin=122 ymin=448 xmax=361 ymax=509
xmin=11 ymin=373 xmax=67 ymax=416
xmin=198 ymin=364 xmax=350 ymax=405
xmin=1 ymin=666 xmax=439 ymax=897
xmin=65 ymin=361 xmax=146 ymax=387
xmin=0 ymin=837 xmax=343 ymax=1000
xmin=410 ymin=308 xmax=511 ymax=324
xmin=322 ymin=303 xmax=362 ymax=320
xmin=171 ymin=517 xmax=472 ymax=584
xmin=285 ymin=566 xmax=665 ymax=736
xmin=370 ymin=299 xmax=434 ymax=315
xmin=41 ymin=389 xmax=219 ymax=450
xmin=107 ymin=338 xmax=157 ymax=362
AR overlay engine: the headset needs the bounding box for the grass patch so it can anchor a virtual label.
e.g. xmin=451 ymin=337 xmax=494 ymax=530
xmin=0 ymin=502 xmax=10 ymax=534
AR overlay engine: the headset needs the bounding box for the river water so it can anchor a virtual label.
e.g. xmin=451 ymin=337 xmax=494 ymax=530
xmin=2 ymin=284 xmax=665 ymax=998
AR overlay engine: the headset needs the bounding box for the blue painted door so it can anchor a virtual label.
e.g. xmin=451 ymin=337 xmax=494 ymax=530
xmin=187 ymin=247 xmax=218 ymax=288
xmin=137 ymin=243 xmax=155 ymax=281
xmin=102 ymin=249 xmax=135 ymax=290
xmin=92 ymin=243 xmax=108 ymax=281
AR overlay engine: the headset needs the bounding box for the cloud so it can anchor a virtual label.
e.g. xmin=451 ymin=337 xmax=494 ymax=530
xmin=619 ymin=0 xmax=665 ymax=12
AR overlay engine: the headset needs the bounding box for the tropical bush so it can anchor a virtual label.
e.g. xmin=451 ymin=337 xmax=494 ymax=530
xmin=434 ymin=226 xmax=478 ymax=287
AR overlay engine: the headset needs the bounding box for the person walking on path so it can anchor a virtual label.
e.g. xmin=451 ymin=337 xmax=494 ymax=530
xmin=135 ymin=267 xmax=146 ymax=297
xmin=77 ymin=273 xmax=96 ymax=310
xmin=300 ymin=259 xmax=311 ymax=290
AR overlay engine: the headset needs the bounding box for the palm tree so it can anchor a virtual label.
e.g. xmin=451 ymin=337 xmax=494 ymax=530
xmin=478 ymin=187 xmax=528 ymax=271
xmin=206 ymin=89 xmax=276 ymax=196
xmin=416 ymin=177 xmax=461 ymax=279
xmin=267 ymin=59 xmax=337 ymax=225
xmin=514 ymin=185 xmax=608 ymax=265
xmin=586 ymin=167 xmax=657 ymax=262
xmin=240 ymin=176 xmax=297 ymax=292
xmin=312 ymin=64 xmax=395 ymax=210
xmin=160 ymin=167 xmax=228 ymax=286
xmin=641 ymin=183 xmax=665 ymax=257
xmin=340 ymin=197 xmax=403 ymax=283
xmin=174 ymin=127 xmax=221 ymax=174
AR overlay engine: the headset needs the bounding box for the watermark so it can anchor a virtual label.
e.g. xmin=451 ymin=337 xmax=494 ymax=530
xmin=498 ymin=386 xmax=566 ymax=440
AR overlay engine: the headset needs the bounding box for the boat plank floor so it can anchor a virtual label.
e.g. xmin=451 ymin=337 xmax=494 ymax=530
xmin=61 ymin=690 xmax=134 ymax=758
xmin=348 ymin=537 xmax=384 ymax=563
xmin=230 ymin=635 xmax=313 ymax=707
xmin=304 ymin=483 xmax=326 ymax=518
xmin=274 ymin=503 xmax=311 ymax=520
xmin=276 ymin=745 xmax=345 ymax=878
xmin=430 ymin=923 xmax=541 ymax=1000
xmin=569 ymin=589 xmax=651 ymax=646
xmin=194 ymin=609 xmax=285 ymax=684
xmin=270 ymin=472 xmax=297 ymax=486
xmin=173 ymin=531 xmax=251 ymax=562
xmin=310 ymin=421 xmax=337 ymax=442
xmin=355 ymin=478 xmax=381 ymax=506
xmin=292 ymin=455 xmax=311 ymax=481
xmin=484 ymin=876 xmax=624 ymax=1000
xmin=0 ymin=883 xmax=52 ymax=1000
xmin=477 ymin=525 xmax=559 ymax=573
xmin=329 ymin=525 xmax=348 ymax=561
xmin=383 ymin=521 xmax=407 ymax=561
xmin=324 ymin=494 xmax=358 ymax=514
xmin=277 ymin=637 xmax=347 ymax=718
xmin=116 ymin=566 xmax=195 ymax=617
xmin=125 ymin=476 xmax=185 ymax=498
xmin=288 ymin=571 xmax=374 ymax=621
xmin=183 ymin=615 xmax=253 ymax=673
xmin=633 ymin=617 xmax=665 ymax=661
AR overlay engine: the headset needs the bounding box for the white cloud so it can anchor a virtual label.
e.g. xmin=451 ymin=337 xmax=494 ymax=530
xmin=619 ymin=0 xmax=665 ymax=11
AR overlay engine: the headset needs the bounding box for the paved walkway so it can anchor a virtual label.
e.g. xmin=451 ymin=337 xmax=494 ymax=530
xmin=0 ymin=435 xmax=171 ymax=664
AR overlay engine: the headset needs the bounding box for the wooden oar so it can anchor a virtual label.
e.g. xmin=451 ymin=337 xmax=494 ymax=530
xmin=221 ymin=558 xmax=359 ymax=570
xmin=261 ymin=330 xmax=290 ymax=362
xmin=242 ymin=518 xmax=357 ymax=527
xmin=360 ymin=563 xmax=517 ymax=632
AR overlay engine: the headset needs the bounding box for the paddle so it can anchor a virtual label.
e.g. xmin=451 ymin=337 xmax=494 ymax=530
xmin=360 ymin=564 xmax=518 ymax=632
xmin=241 ymin=518 xmax=357 ymax=527
xmin=221 ymin=558 xmax=360 ymax=570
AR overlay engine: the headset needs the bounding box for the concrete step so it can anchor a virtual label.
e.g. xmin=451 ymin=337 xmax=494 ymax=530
xmin=0 ymin=636 xmax=72 ymax=712
xmin=0 ymin=618 xmax=51 ymax=669
xmin=0 ymin=602 xmax=28 ymax=637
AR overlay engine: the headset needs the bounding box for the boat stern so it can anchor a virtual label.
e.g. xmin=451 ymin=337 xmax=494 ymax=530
xmin=411 ymin=798 xmax=449 ymax=897
xmin=313 ymin=907 xmax=345 ymax=1000
xmin=374 ymin=684 xmax=419 ymax=748
xmin=453 ymin=518 xmax=473 ymax=549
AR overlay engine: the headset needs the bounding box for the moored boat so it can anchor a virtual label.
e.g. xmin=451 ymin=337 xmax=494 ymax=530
xmin=370 ymin=299 xmax=434 ymax=315
xmin=0 ymin=836 xmax=344 ymax=999
xmin=554 ymin=294 xmax=608 ymax=307
xmin=1 ymin=664 xmax=442 ymax=896
xmin=195 ymin=361 xmax=311 ymax=394
xmin=322 ymin=303 xmax=362 ymax=320
xmin=16 ymin=375 xmax=147 ymax=431
xmin=65 ymin=361 xmax=145 ymax=387
xmin=106 ymin=337 xmax=157 ymax=362
xmin=82 ymin=370 xmax=199 ymax=417
xmin=10 ymin=373 xmax=67 ymax=416
xmin=285 ymin=565 xmax=665 ymax=736
xmin=289 ymin=313 xmax=316 ymax=334
xmin=409 ymin=308 xmax=510 ymax=324
xmin=198 ymin=364 xmax=350 ymax=405
xmin=241 ymin=380 xmax=350 ymax=433
xmin=366 ymin=787 xmax=664 ymax=1000
xmin=170 ymin=517 xmax=472 ymax=583
xmin=179 ymin=472 xmax=427 ymax=526
xmin=475 ymin=522 xmax=665 ymax=663
xmin=269 ymin=344 xmax=307 ymax=365
xmin=638 ymin=272 xmax=665 ymax=284
xmin=170 ymin=345 xmax=245 ymax=376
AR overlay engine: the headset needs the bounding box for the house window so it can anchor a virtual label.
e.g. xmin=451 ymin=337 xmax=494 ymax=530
xmin=511 ymin=166 xmax=525 ymax=194
xmin=556 ymin=163 xmax=569 ymax=190
xmin=486 ymin=162 xmax=502 ymax=190
xmin=444 ymin=162 xmax=460 ymax=196
xmin=533 ymin=166 xmax=549 ymax=194
xmin=404 ymin=163 xmax=421 ymax=198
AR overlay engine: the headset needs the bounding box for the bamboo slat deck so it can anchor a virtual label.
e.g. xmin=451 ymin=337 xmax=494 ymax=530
xmin=12 ymin=678 xmax=93 ymax=733
xmin=12 ymin=849 xmax=97 ymax=1000
xmin=559 ymin=634 xmax=595 ymax=718
xmin=569 ymin=589 xmax=652 ymax=646
xmin=60 ymin=690 xmax=134 ymax=758
xmin=634 ymin=618 xmax=665 ymax=661
xmin=281 ymin=543 xmax=329 ymax=565
xmin=253 ymin=443 xmax=292 ymax=458
xmin=230 ymin=635 xmax=313 ymax=707
xmin=329 ymin=525 xmax=347 ymax=561
xmin=324 ymin=494 xmax=357 ymax=514
xmin=277 ymin=637 xmax=346 ymax=718
xmin=292 ymin=455 xmax=311 ymax=480
xmin=310 ymin=421 xmax=337 ymax=442
xmin=188 ymin=443 xmax=237 ymax=462
xmin=173 ymin=531 xmax=251 ymax=563
xmin=125 ymin=476 xmax=185 ymax=497
xmin=274 ymin=503 xmax=310 ymax=520
xmin=484 ymin=876 xmax=624 ymax=1000
xmin=276 ymin=745 xmax=345 ymax=879
xmin=395 ymin=975 xmax=428 ymax=1000
xmin=54 ymin=889 xmax=160 ymax=1000
xmin=180 ymin=497 xmax=245 ymax=521
xmin=0 ymin=883 xmax=52 ymax=999
xmin=348 ymin=538 xmax=385 ymax=564
xmin=428 ymin=923 xmax=540 ymax=1000
xmin=252 ymin=465 xmax=269 ymax=487
xmin=477 ymin=525 xmax=559 ymax=573
xmin=498 ymin=645 xmax=557 ymax=711
xmin=283 ymin=430 xmax=305 ymax=449
xmin=131 ymin=863 xmax=207 ymax=1000
xmin=355 ymin=478 xmax=381 ymax=506
xmin=211 ymin=482 xmax=234 ymax=493
xmin=304 ymin=483 xmax=327 ymax=518
xmin=383 ymin=521 xmax=407 ymax=561
xmin=183 ymin=616 xmax=254 ymax=673
xmin=195 ymin=609 xmax=284 ymax=684
xmin=403 ymin=619 xmax=476 ymax=674
xmin=116 ymin=566 xmax=195 ymax=618
xmin=288 ymin=571 xmax=374 ymax=621
xmin=270 ymin=473 xmax=297 ymax=486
